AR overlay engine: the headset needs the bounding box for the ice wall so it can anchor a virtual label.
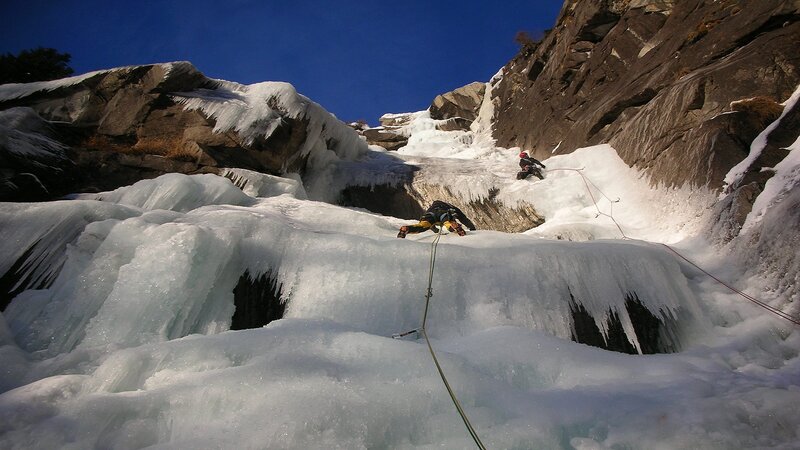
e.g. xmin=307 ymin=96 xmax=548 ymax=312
xmin=0 ymin=107 xmax=69 ymax=167
xmin=2 ymin=173 xmax=702 ymax=357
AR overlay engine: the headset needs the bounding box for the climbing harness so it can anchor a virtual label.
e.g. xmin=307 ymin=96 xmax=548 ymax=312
xmin=553 ymin=167 xmax=800 ymax=327
xmin=393 ymin=228 xmax=488 ymax=450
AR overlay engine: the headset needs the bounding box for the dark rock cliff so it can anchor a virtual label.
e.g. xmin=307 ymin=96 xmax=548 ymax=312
xmin=492 ymin=0 xmax=800 ymax=189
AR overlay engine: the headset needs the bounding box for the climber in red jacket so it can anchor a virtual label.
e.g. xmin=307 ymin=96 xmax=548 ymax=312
xmin=517 ymin=151 xmax=546 ymax=180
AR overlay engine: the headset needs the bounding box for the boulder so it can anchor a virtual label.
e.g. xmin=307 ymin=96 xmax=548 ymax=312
xmin=379 ymin=113 xmax=414 ymax=127
xmin=429 ymin=81 xmax=485 ymax=122
xmin=361 ymin=127 xmax=408 ymax=151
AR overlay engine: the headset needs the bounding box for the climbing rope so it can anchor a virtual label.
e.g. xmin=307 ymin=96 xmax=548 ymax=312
xmin=549 ymin=167 xmax=800 ymax=327
xmin=390 ymin=165 xmax=797 ymax=448
xmin=547 ymin=168 xmax=627 ymax=237
xmin=394 ymin=227 xmax=487 ymax=449
xmin=659 ymin=244 xmax=800 ymax=326
xmin=422 ymin=227 xmax=487 ymax=449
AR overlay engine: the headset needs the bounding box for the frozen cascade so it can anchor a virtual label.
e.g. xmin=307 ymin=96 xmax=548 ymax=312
xmin=2 ymin=173 xmax=701 ymax=357
xmin=0 ymin=144 xmax=797 ymax=448
xmin=0 ymin=201 xmax=141 ymax=310
xmin=0 ymin=62 xmax=798 ymax=448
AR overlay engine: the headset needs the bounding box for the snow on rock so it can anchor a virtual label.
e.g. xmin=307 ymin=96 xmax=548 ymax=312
xmin=0 ymin=62 xmax=196 ymax=103
xmin=722 ymin=85 xmax=800 ymax=192
xmin=173 ymin=79 xmax=369 ymax=201
xmin=741 ymin=133 xmax=800 ymax=234
xmin=716 ymin=84 xmax=800 ymax=303
xmin=731 ymin=134 xmax=800 ymax=307
xmin=0 ymin=69 xmax=110 ymax=102
xmin=1 ymin=62 xmax=373 ymax=205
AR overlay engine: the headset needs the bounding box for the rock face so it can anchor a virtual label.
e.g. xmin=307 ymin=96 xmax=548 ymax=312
xmin=491 ymin=0 xmax=800 ymax=189
xmin=0 ymin=62 xmax=367 ymax=200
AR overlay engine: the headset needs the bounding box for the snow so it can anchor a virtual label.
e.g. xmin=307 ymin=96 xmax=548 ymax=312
xmin=0 ymin=62 xmax=195 ymax=103
xmin=0 ymin=70 xmax=110 ymax=102
xmin=715 ymin=84 xmax=800 ymax=304
xmin=1 ymin=97 xmax=799 ymax=448
xmin=70 ymin=173 xmax=255 ymax=212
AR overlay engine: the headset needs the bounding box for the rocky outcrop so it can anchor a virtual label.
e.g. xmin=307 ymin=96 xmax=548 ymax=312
xmin=349 ymin=113 xmax=415 ymax=151
xmin=492 ymin=0 xmax=800 ymax=189
xmin=361 ymin=127 xmax=409 ymax=151
xmin=429 ymin=81 xmax=485 ymax=124
xmin=0 ymin=62 xmax=368 ymax=200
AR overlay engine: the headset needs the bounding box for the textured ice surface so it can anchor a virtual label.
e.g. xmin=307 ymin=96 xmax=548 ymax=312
xmin=0 ymin=140 xmax=797 ymax=448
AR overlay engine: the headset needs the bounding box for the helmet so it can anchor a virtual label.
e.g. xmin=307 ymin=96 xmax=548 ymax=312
xmin=519 ymin=151 xmax=528 ymax=158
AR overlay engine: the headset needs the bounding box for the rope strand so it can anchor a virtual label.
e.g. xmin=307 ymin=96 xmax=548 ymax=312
xmin=420 ymin=227 xmax=487 ymax=449
xmin=547 ymin=167 xmax=800 ymax=327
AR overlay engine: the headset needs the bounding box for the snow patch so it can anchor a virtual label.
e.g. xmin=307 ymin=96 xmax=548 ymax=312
xmin=0 ymin=62 xmax=190 ymax=102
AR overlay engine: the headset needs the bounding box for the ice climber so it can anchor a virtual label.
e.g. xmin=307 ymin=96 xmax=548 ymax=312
xmin=517 ymin=151 xmax=546 ymax=180
xmin=397 ymin=200 xmax=476 ymax=238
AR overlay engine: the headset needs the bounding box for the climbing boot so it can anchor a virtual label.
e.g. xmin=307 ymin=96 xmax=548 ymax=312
xmin=397 ymin=226 xmax=408 ymax=238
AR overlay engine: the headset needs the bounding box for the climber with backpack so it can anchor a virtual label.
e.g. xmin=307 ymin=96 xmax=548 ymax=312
xmin=516 ymin=151 xmax=546 ymax=180
xmin=397 ymin=200 xmax=476 ymax=238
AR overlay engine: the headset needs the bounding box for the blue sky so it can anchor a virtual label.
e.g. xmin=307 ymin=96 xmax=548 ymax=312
xmin=1 ymin=0 xmax=563 ymax=124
